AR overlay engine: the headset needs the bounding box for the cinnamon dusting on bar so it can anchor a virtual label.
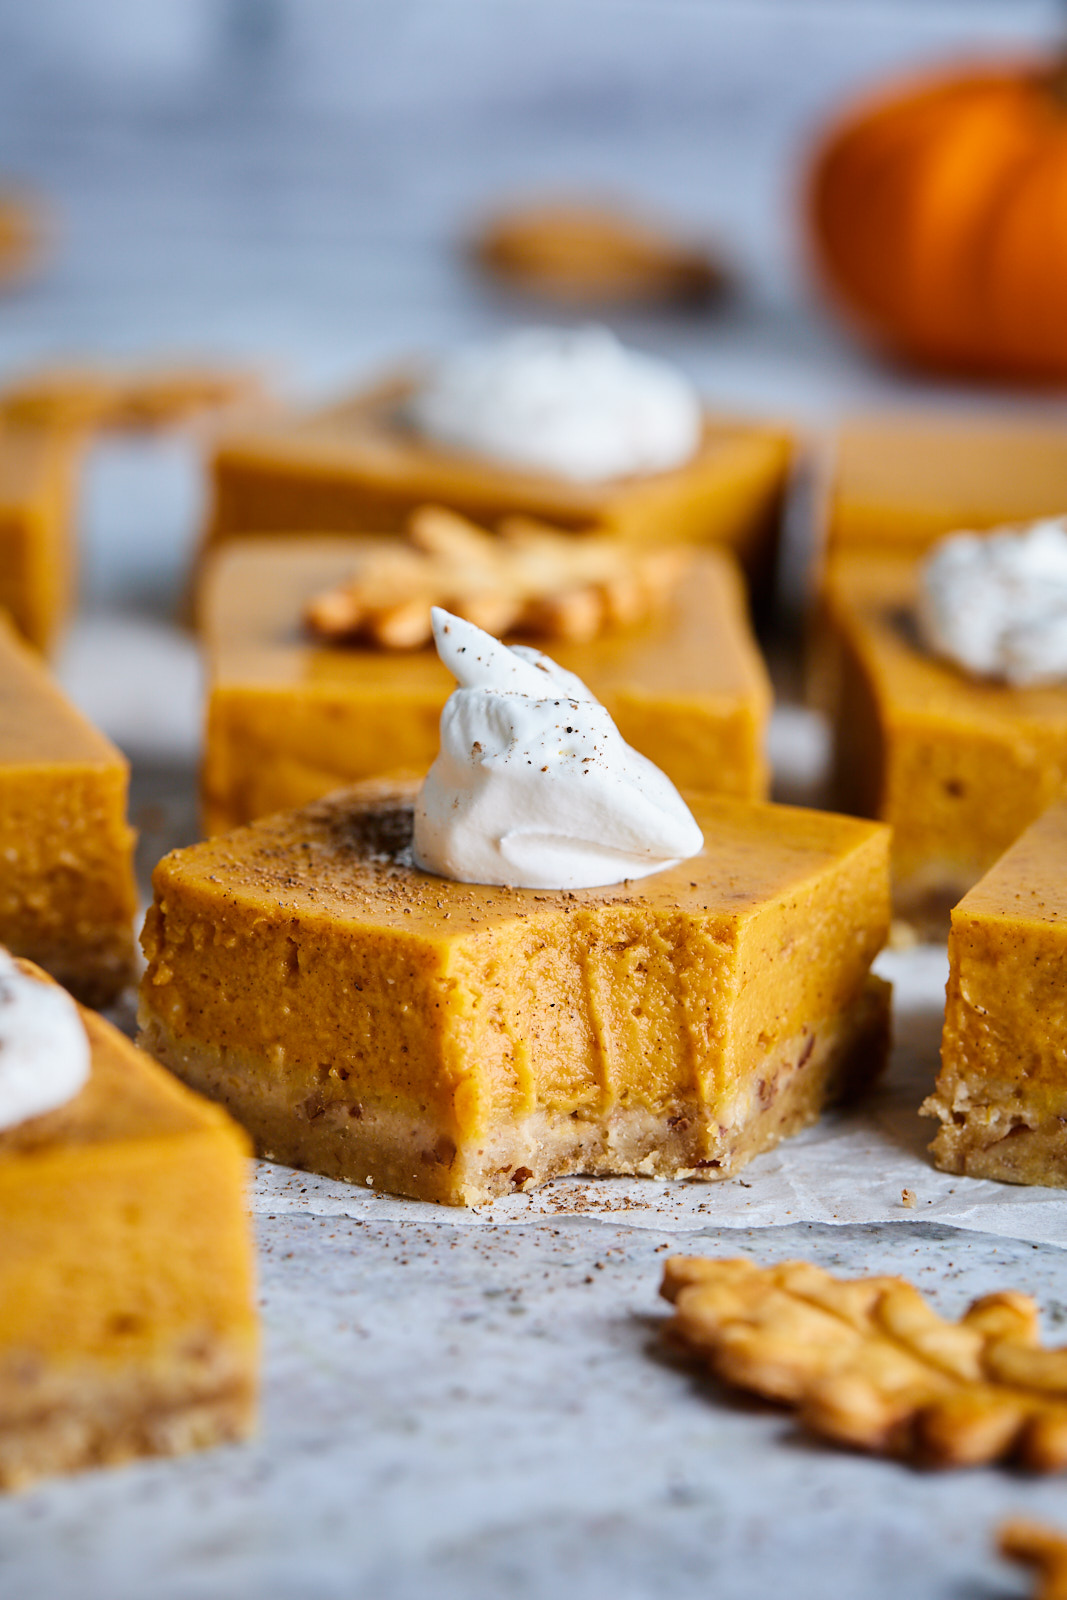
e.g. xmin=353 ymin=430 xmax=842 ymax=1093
xmin=304 ymin=505 xmax=691 ymax=650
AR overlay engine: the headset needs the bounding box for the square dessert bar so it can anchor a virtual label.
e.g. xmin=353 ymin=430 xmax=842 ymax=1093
xmin=0 ymin=613 xmax=138 ymax=1005
xmin=0 ymin=961 xmax=257 ymax=1488
xmin=825 ymin=414 xmax=1067 ymax=559
xmin=202 ymin=376 xmax=793 ymax=589
xmin=823 ymin=551 xmax=1067 ymax=935
xmin=199 ymin=538 xmax=772 ymax=835
xmin=0 ymin=423 xmax=80 ymax=652
xmin=139 ymin=780 xmax=891 ymax=1207
xmin=924 ymin=800 xmax=1067 ymax=1187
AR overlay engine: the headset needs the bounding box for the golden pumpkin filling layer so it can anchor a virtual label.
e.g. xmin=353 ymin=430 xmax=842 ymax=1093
xmin=139 ymin=781 xmax=890 ymax=1206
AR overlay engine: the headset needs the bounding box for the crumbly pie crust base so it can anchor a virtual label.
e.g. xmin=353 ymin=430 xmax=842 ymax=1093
xmin=923 ymin=1078 xmax=1067 ymax=1189
xmin=0 ymin=1337 xmax=255 ymax=1491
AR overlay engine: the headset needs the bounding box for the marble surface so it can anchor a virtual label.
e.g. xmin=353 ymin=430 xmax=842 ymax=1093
xmin=2 ymin=1218 xmax=1064 ymax=1600
xmin=3 ymin=3 xmax=1067 ymax=1596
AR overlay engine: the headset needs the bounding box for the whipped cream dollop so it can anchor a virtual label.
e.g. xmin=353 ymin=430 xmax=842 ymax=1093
xmin=412 ymin=609 xmax=703 ymax=889
xmin=0 ymin=951 xmax=91 ymax=1132
xmin=917 ymin=518 xmax=1067 ymax=687
xmin=407 ymin=325 xmax=703 ymax=482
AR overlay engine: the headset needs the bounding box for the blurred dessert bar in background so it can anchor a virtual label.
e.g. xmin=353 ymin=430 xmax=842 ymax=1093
xmin=821 ymin=414 xmax=1067 ymax=561
xmin=198 ymin=524 xmax=771 ymax=834
xmin=925 ymin=798 xmax=1067 ymax=1188
xmin=0 ymin=422 xmax=81 ymax=653
xmin=201 ymin=330 xmax=792 ymax=597
xmin=0 ymin=615 xmax=137 ymax=1006
xmin=821 ymin=549 xmax=1067 ymax=936
xmin=0 ymin=956 xmax=257 ymax=1490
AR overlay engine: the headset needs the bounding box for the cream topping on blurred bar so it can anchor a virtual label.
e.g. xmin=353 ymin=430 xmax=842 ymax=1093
xmin=0 ymin=951 xmax=91 ymax=1132
xmin=918 ymin=518 xmax=1067 ymax=686
xmin=407 ymin=325 xmax=703 ymax=482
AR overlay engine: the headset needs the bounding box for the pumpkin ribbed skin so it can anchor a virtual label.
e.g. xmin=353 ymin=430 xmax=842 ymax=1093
xmin=809 ymin=61 xmax=1067 ymax=379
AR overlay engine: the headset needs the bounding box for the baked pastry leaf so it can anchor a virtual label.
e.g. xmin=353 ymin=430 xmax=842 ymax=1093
xmin=472 ymin=200 xmax=724 ymax=306
xmin=661 ymin=1255 xmax=1067 ymax=1470
xmin=999 ymin=1521 xmax=1067 ymax=1600
xmin=0 ymin=365 xmax=263 ymax=431
xmin=304 ymin=504 xmax=690 ymax=648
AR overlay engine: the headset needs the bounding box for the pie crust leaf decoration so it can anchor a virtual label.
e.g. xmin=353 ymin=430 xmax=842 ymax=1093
xmin=660 ymin=1256 xmax=1067 ymax=1471
xmin=999 ymin=1522 xmax=1067 ymax=1600
xmin=0 ymin=365 xmax=264 ymax=431
xmin=472 ymin=200 xmax=724 ymax=307
xmin=304 ymin=504 xmax=691 ymax=650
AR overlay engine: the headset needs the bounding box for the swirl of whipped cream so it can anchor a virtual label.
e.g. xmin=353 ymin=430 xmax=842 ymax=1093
xmin=917 ymin=518 xmax=1067 ymax=687
xmin=0 ymin=950 xmax=91 ymax=1132
xmin=412 ymin=609 xmax=704 ymax=889
xmin=406 ymin=324 xmax=703 ymax=483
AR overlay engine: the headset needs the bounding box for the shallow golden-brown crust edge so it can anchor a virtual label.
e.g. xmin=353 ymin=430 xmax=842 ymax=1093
xmin=923 ymin=1083 xmax=1067 ymax=1189
xmin=0 ymin=1338 xmax=256 ymax=1492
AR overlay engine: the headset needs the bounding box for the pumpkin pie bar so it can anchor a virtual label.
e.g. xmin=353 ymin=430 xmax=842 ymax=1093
xmin=0 ymin=614 xmax=137 ymax=1004
xmin=923 ymin=800 xmax=1067 ymax=1186
xmin=825 ymin=414 xmax=1067 ymax=560
xmin=822 ymin=550 xmax=1067 ymax=935
xmin=808 ymin=414 xmax=1067 ymax=708
xmin=138 ymin=780 xmax=890 ymax=1206
xmin=0 ymin=423 xmax=81 ymax=652
xmin=0 ymin=958 xmax=257 ymax=1489
xmin=201 ymin=375 xmax=792 ymax=590
xmin=199 ymin=537 xmax=771 ymax=835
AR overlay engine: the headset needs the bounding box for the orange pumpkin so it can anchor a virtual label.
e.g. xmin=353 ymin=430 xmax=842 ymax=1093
xmin=808 ymin=58 xmax=1067 ymax=381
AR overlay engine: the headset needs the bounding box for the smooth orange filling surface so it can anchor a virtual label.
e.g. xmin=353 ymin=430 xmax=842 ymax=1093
xmin=941 ymin=800 xmax=1067 ymax=1117
xmin=828 ymin=416 xmax=1067 ymax=557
